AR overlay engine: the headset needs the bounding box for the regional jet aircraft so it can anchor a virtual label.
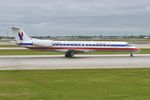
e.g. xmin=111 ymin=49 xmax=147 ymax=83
xmin=11 ymin=27 xmax=140 ymax=58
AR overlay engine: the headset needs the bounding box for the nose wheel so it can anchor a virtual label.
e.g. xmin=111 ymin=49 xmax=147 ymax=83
xmin=130 ymin=52 xmax=133 ymax=57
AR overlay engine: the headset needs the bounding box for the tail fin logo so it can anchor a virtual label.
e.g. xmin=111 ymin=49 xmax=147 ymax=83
xmin=18 ymin=32 xmax=23 ymax=40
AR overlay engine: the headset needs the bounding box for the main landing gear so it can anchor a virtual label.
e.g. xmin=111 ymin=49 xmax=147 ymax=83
xmin=65 ymin=50 xmax=75 ymax=58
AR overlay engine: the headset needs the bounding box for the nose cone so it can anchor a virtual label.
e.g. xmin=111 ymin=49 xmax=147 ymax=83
xmin=134 ymin=47 xmax=141 ymax=52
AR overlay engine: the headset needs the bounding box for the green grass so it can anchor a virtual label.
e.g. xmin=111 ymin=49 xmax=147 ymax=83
xmin=86 ymin=48 xmax=150 ymax=54
xmin=0 ymin=48 xmax=149 ymax=55
xmin=0 ymin=45 xmax=19 ymax=47
xmin=139 ymin=48 xmax=150 ymax=54
xmin=0 ymin=69 xmax=150 ymax=100
xmin=0 ymin=49 xmax=63 ymax=55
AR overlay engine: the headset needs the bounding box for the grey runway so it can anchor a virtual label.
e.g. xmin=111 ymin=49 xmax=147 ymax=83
xmin=0 ymin=54 xmax=150 ymax=70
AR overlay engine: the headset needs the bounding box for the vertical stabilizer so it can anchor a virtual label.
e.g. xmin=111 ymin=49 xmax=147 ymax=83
xmin=10 ymin=27 xmax=31 ymax=43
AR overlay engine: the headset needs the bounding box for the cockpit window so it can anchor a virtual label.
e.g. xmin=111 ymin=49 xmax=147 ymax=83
xmin=126 ymin=43 xmax=132 ymax=46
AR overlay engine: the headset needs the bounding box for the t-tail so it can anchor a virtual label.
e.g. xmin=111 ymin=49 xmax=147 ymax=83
xmin=10 ymin=27 xmax=31 ymax=43
xmin=10 ymin=26 xmax=140 ymax=58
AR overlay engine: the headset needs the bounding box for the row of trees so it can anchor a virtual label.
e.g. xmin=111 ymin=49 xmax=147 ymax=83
xmin=0 ymin=35 xmax=149 ymax=40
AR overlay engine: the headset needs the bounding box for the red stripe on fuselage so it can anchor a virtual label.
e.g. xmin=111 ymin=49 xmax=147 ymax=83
xmin=26 ymin=47 xmax=140 ymax=52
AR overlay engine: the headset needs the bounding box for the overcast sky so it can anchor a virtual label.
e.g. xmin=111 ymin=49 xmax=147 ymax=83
xmin=0 ymin=0 xmax=150 ymax=36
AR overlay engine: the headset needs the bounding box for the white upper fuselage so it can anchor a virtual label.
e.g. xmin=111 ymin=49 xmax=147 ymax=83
xmin=18 ymin=38 xmax=140 ymax=53
xmin=10 ymin=26 xmax=140 ymax=58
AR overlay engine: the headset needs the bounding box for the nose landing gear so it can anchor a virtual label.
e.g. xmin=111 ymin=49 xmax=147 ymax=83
xmin=130 ymin=52 xmax=133 ymax=57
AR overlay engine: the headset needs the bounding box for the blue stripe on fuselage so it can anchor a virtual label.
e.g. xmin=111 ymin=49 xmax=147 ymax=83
xmin=18 ymin=43 xmax=33 ymax=46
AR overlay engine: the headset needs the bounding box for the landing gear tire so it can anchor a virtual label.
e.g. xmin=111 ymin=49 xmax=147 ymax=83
xmin=130 ymin=52 xmax=133 ymax=57
xmin=65 ymin=51 xmax=74 ymax=58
